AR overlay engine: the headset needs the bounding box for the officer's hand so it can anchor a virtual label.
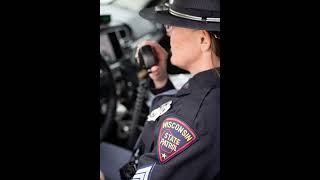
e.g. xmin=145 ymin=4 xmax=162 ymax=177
xmin=135 ymin=40 xmax=168 ymax=89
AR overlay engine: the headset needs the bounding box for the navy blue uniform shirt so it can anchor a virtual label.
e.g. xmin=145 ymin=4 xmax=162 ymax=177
xmin=132 ymin=68 xmax=220 ymax=180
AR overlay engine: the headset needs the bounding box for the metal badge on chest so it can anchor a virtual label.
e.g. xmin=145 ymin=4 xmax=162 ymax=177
xmin=147 ymin=100 xmax=173 ymax=122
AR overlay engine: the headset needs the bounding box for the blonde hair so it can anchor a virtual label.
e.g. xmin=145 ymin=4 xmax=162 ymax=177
xmin=210 ymin=32 xmax=220 ymax=58
xmin=209 ymin=32 xmax=220 ymax=76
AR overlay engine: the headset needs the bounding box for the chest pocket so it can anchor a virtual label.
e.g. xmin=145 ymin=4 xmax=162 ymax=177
xmin=140 ymin=121 xmax=157 ymax=153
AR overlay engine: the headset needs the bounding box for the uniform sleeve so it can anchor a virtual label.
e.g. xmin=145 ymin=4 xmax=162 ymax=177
xmin=149 ymin=78 xmax=175 ymax=95
xmin=132 ymin=88 xmax=220 ymax=180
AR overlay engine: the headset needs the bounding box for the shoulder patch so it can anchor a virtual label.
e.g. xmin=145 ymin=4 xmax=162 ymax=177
xmin=158 ymin=117 xmax=198 ymax=164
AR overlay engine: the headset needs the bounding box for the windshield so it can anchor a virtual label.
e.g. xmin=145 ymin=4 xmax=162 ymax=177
xmin=100 ymin=0 xmax=152 ymax=11
xmin=100 ymin=0 xmax=115 ymax=4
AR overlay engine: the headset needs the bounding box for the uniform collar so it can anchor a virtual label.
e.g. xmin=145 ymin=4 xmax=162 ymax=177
xmin=176 ymin=68 xmax=220 ymax=97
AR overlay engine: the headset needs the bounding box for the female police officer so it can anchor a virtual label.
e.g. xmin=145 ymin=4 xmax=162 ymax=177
xmin=124 ymin=0 xmax=220 ymax=179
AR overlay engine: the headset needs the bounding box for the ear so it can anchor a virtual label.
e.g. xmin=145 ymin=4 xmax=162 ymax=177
xmin=199 ymin=30 xmax=212 ymax=52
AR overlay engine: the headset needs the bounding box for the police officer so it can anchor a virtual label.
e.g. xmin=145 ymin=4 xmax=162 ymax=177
xmin=120 ymin=0 xmax=220 ymax=179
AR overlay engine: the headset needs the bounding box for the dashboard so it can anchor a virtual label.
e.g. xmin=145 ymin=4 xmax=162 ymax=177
xmin=100 ymin=24 xmax=132 ymax=65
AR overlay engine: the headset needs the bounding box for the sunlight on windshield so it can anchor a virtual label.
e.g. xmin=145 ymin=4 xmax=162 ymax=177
xmin=100 ymin=0 xmax=151 ymax=11
xmin=100 ymin=0 xmax=113 ymax=4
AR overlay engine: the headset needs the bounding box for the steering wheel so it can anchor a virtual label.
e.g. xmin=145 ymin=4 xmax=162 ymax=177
xmin=100 ymin=55 xmax=117 ymax=142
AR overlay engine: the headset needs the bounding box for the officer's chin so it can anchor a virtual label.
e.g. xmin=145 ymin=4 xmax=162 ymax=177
xmin=171 ymin=57 xmax=185 ymax=71
xmin=171 ymin=56 xmax=178 ymax=67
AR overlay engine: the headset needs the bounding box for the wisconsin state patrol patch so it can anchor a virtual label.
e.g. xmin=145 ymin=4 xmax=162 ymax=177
xmin=158 ymin=117 xmax=198 ymax=164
